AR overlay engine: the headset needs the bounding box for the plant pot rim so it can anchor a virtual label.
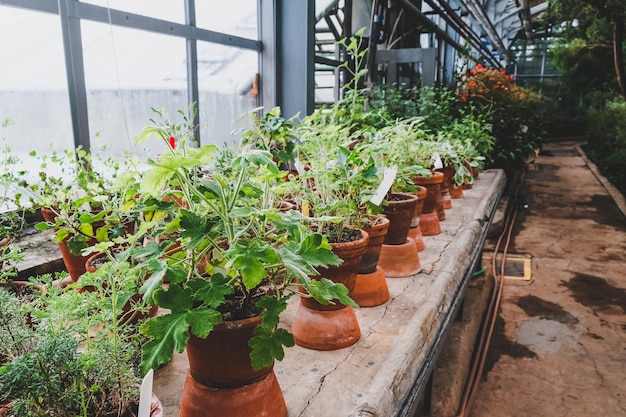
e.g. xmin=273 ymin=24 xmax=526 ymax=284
xmin=387 ymin=191 xmax=419 ymax=202
xmin=413 ymin=171 xmax=444 ymax=185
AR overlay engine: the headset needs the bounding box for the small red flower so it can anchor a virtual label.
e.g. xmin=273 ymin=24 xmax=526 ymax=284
xmin=169 ymin=136 xmax=176 ymax=149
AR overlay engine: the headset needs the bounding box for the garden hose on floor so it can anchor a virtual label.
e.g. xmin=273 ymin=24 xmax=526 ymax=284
xmin=455 ymin=171 xmax=524 ymax=417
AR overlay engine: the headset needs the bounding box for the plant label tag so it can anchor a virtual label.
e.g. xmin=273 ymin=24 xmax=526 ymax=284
xmin=370 ymin=166 xmax=397 ymax=206
xmin=294 ymin=158 xmax=306 ymax=176
xmin=138 ymin=369 xmax=154 ymax=417
xmin=302 ymin=199 xmax=310 ymax=217
xmin=433 ymin=152 xmax=443 ymax=169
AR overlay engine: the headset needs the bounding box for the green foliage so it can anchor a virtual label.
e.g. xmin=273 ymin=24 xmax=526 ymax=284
xmin=585 ymin=97 xmax=626 ymax=195
xmin=544 ymin=0 xmax=626 ymax=99
xmin=457 ymin=64 xmax=546 ymax=173
xmin=242 ymin=107 xmax=298 ymax=167
xmin=0 ymin=265 xmax=146 ymax=417
xmin=133 ymin=112 xmax=349 ymax=374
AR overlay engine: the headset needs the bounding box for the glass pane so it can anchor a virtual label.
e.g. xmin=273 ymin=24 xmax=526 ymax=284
xmin=81 ymin=21 xmax=189 ymax=159
xmin=195 ymin=1 xmax=258 ymax=40
xmin=196 ymin=42 xmax=258 ymax=149
xmin=81 ymin=0 xmax=186 ymax=24
xmin=0 ymin=6 xmax=74 ymax=193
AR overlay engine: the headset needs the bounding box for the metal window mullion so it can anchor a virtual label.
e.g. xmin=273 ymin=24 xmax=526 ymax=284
xmin=185 ymin=0 xmax=201 ymax=144
xmin=259 ymin=0 xmax=278 ymax=111
xmin=58 ymin=0 xmax=90 ymax=152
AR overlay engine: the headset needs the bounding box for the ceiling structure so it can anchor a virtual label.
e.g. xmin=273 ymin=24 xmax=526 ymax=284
xmin=313 ymin=0 xmax=551 ymax=103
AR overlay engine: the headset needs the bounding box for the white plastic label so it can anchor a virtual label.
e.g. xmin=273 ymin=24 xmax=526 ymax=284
xmin=370 ymin=166 xmax=397 ymax=206
xmin=432 ymin=152 xmax=443 ymax=169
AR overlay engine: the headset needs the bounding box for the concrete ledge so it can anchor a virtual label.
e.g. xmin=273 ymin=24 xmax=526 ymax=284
xmin=429 ymin=264 xmax=495 ymax=417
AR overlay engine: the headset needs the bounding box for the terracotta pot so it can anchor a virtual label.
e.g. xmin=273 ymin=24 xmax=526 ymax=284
xmin=358 ymin=216 xmax=390 ymax=274
xmin=352 ymin=266 xmax=390 ymax=307
xmin=186 ymin=315 xmax=272 ymax=387
xmin=412 ymin=172 xmax=444 ymax=215
xmin=382 ymin=192 xmax=419 ymax=245
xmin=412 ymin=172 xmax=444 ymax=236
xmin=41 ymin=207 xmax=91 ymax=281
xmin=182 ymin=316 xmax=288 ymax=416
xmin=180 ymin=371 xmax=287 ymax=417
xmin=300 ymin=229 xmax=369 ymax=311
xmin=292 ymin=230 xmax=368 ymax=350
xmin=437 ymin=164 xmax=455 ymax=210
xmin=449 ymin=183 xmax=464 ymax=199
xmin=409 ymin=185 xmax=427 ymax=229
xmin=407 ymin=225 xmax=426 ymax=252
xmin=378 ymin=238 xmax=421 ymax=277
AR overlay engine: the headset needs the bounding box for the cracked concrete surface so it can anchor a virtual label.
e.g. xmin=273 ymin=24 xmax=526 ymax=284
xmin=471 ymin=141 xmax=626 ymax=417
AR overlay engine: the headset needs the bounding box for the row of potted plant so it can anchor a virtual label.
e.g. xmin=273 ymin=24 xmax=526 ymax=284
xmin=0 ymin=94 xmax=492 ymax=415
xmin=0 ymin=34 xmax=504 ymax=416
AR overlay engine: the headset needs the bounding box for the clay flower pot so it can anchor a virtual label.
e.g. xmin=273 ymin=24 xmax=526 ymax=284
xmin=449 ymin=183 xmax=464 ymax=199
xmin=352 ymin=217 xmax=391 ymax=307
xmin=408 ymin=185 xmax=427 ymax=251
xmin=181 ymin=316 xmax=288 ymax=417
xmin=358 ymin=216 xmax=390 ymax=274
xmin=382 ymin=192 xmax=419 ymax=245
xmin=437 ymin=164 xmax=455 ymax=210
xmin=412 ymin=172 xmax=444 ymax=236
xmin=292 ymin=229 xmax=369 ymax=350
xmin=41 ymin=207 xmax=91 ymax=281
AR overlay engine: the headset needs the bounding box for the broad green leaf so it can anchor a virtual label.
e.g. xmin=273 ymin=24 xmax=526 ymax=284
xmin=139 ymin=268 xmax=166 ymax=304
xmin=95 ymin=226 xmax=109 ymax=242
xmin=78 ymin=211 xmax=107 ymax=223
xmin=256 ymin=295 xmax=289 ymax=329
xmin=165 ymin=265 xmax=188 ymax=284
xmin=249 ymin=325 xmax=294 ymax=370
xmin=280 ymin=233 xmax=342 ymax=281
xmin=66 ymin=234 xmax=88 ymax=255
xmin=308 ymin=278 xmax=358 ymax=308
xmin=225 ymin=243 xmax=275 ymax=289
xmin=35 ymin=221 xmax=53 ymax=231
xmin=135 ymin=126 xmax=168 ymax=145
xmin=152 ymin=284 xmax=194 ymax=312
xmin=188 ymin=274 xmax=233 ymax=308
xmin=187 ymin=307 xmax=222 ymax=339
xmin=141 ymin=165 xmax=178 ymax=197
xmin=140 ymin=312 xmax=190 ymax=375
xmin=180 ymin=210 xmax=216 ymax=249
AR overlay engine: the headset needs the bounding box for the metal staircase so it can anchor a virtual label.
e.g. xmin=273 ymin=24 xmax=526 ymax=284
xmin=314 ymin=0 xmax=346 ymax=107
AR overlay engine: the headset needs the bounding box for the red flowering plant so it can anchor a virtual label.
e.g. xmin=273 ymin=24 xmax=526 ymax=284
xmin=457 ymin=64 xmax=545 ymax=172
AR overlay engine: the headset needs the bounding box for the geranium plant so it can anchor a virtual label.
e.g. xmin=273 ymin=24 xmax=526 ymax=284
xmin=132 ymin=118 xmax=355 ymax=374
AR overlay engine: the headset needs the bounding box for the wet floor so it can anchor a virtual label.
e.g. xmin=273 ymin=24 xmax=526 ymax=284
xmin=470 ymin=141 xmax=626 ymax=417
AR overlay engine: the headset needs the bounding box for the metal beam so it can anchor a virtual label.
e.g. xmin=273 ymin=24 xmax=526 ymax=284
xmin=58 ymin=0 xmax=91 ymax=152
xmin=184 ymin=0 xmax=200 ymax=144
xmin=259 ymin=0 xmax=278 ymax=110
xmin=395 ymin=0 xmax=481 ymax=65
xmin=460 ymin=0 xmax=510 ymax=63
xmin=277 ymin=0 xmax=315 ymax=118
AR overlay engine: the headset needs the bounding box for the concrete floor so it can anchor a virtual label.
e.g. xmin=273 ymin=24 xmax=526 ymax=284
xmin=469 ymin=141 xmax=626 ymax=417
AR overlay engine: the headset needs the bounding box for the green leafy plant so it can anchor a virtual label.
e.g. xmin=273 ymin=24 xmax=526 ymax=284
xmin=0 ymin=265 xmax=148 ymax=417
xmin=132 ymin=115 xmax=355 ymax=375
xmin=294 ymin=122 xmax=384 ymax=239
xmin=241 ymin=106 xmax=298 ymax=168
xmin=457 ymin=64 xmax=546 ymax=172
xmin=25 ymin=148 xmax=142 ymax=256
